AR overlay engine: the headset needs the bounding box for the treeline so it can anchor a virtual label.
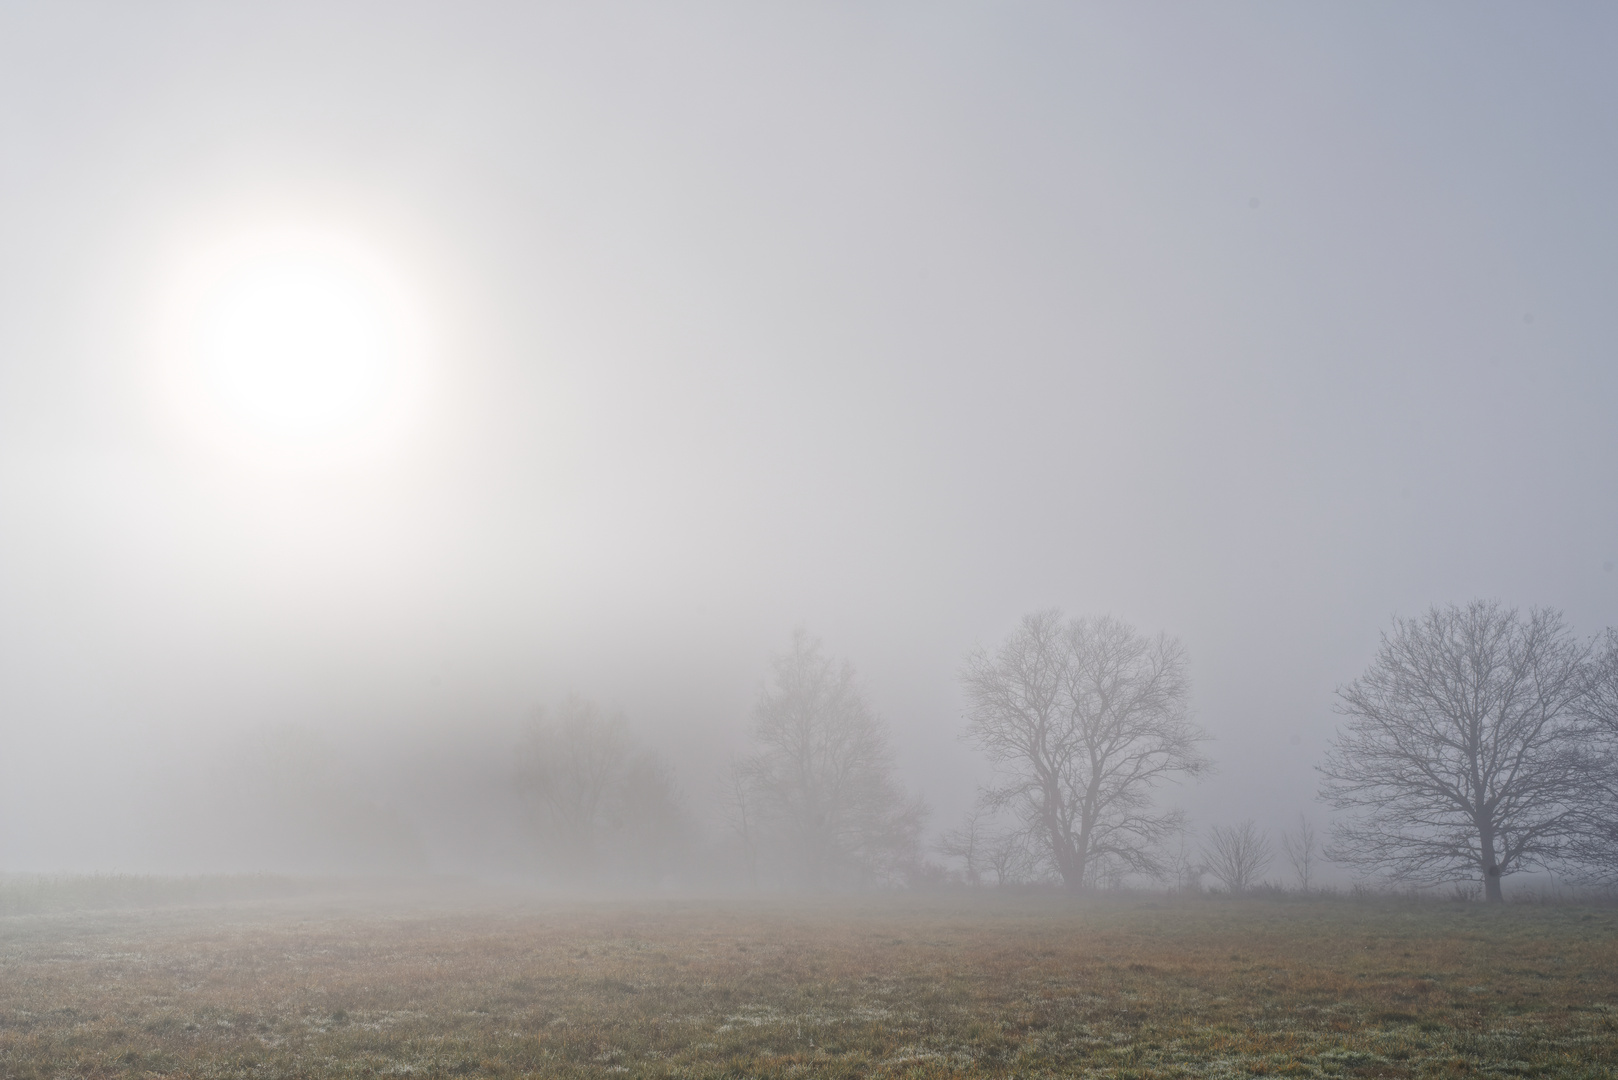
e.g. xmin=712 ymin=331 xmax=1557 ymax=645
xmin=112 ymin=599 xmax=1618 ymax=900
xmin=512 ymin=629 xmax=928 ymax=890
xmin=133 ymin=630 xmax=927 ymax=888
xmin=509 ymin=615 xmax=1212 ymax=893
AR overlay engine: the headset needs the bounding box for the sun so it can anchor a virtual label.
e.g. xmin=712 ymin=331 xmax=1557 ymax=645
xmin=154 ymin=222 xmax=430 ymax=464
xmin=196 ymin=247 xmax=396 ymax=439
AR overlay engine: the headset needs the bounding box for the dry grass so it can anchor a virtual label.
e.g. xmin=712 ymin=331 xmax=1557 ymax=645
xmin=1 ymin=888 xmax=1615 ymax=1078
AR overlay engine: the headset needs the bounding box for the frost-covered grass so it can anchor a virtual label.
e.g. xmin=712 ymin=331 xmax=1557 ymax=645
xmin=1 ymin=890 xmax=1615 ymax=1077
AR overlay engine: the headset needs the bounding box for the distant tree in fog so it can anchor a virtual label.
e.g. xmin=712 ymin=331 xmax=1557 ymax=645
xmin=516 ymin=695 xmax=687 ymax=881
xmin=981 ymin=826 xmax=1036 ymax=886
xmin=1202 ymin=820 xmax=1273 ymax=893
xmin=1166 ymin=837 xmax=1205 ymax=893
xmin=1280 ymin=813 xmax=1320 ymax=891
xmin=718 ymin=765 xmax=762 ymax=890
xmin=961 ymin=611 xmax=1210 ymax=891
xmin=938 ymin=805 xmax=1041 ymax=887
xmin=731 ymin=630 xmax=927 ymax=888
xmin=1319 ymin=602 xmax=1590 ymax=903
xmin=227 ymin=725 xmax=426 ymax=874
xmin=934 ymin=808 xmax=988 ymax=886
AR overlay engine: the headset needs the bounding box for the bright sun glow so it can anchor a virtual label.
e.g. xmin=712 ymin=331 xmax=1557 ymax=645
xmin=154 ymin=223 xmax=430 ymax=465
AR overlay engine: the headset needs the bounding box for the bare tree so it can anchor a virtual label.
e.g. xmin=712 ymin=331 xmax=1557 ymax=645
xmin=735 ymin=630 xmax=927 ymax=888
xmin=516 ymin=695 xmax=687 ymax=881
xmin=1202 ymin=820 xmax=1273 ymax=893
xmin=719 ymin=764 xmax=761 ymax=890
xmin=981 ymin=827 xmax=1036 ymax=886
xmin=1166 ymin=836 xmax=1205 ymax=894
xmin=1319 ymin=601 xmax=1590 ymax=902
xmin=1280 ymin=813 xmax=1319 ymax=891
xmin=962 ymin=610 xmax=1211 ymax=891
xmin=937 ymin=805 xmax=1038 ymax=886
xmin=935 ymin=807 xmax=988 ymax=886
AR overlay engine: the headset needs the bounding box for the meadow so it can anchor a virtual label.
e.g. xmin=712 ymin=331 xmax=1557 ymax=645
xmin=1 ymin=884 xmax=1615 ymax=1079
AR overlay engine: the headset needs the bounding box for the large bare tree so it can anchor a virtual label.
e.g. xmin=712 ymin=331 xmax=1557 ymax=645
xmin=1319 ymin=601 xmax=1590 ymax=902
xmin=731 ymin=630 xmax=927 ymax=888
xmin=961 ymin=610 xmax=1210 ymax=891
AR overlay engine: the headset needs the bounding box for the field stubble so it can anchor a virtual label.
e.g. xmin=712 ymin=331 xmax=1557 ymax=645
xmin=0 ymin=888 xmax=1614 ymax=1078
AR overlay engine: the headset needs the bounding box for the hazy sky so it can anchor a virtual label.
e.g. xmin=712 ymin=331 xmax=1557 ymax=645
xmin=3 ymin=3 xmax=1617 ymax=870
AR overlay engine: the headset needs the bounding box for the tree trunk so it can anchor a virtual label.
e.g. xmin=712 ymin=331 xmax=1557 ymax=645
xmin=1484 ymin=866 xmax=1504 ymax=903
xmin=1047 ymin=821 xmax=1083 ymax=890
xmin=1068 ymin=821 xmax=1092 ymax=892
xmin=1478 ymin=821 xmax=1504 ymax=903
xmin=1060 ymin=832 xmax=1087 ymax=892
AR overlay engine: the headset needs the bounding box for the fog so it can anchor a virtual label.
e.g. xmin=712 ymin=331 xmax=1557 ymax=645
xmin=2 ymin=4 xmax=1616 ymax=884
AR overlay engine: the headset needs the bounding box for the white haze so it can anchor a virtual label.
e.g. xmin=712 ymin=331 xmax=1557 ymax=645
xmin=1 ymin=3 xmax=1616 ymax=878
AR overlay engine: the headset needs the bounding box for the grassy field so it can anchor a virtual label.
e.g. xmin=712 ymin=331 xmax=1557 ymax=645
xmin=1 ymin=888 xmax=1615 ymax=1078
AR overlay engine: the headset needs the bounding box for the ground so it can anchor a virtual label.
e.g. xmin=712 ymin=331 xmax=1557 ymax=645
xmin=1 ymin=886 xmax=1615 ymax=1078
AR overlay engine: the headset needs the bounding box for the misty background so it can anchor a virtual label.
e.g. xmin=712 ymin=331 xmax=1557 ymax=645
xmin=2 ymin=3 xmax=1616 ymax=879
